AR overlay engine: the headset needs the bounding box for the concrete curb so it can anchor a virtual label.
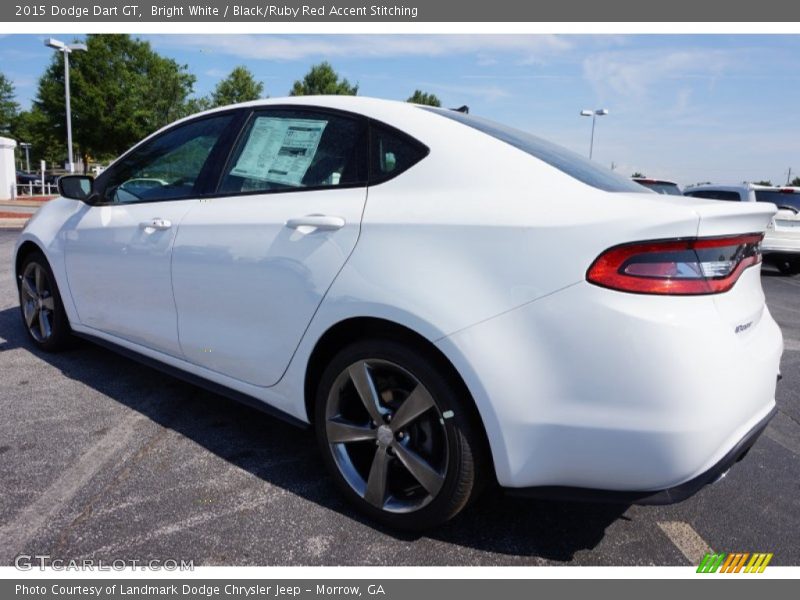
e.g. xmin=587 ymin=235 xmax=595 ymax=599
xmin=0 ymin=197 xmax=55 ymax=208
xmin=0 ymin=218 xmax=28 ymax=229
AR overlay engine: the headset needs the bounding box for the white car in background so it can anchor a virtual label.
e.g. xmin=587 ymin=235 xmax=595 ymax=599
xmin=14 ymin=97 xmax=783 ymax=528
xmin=684 ymin=183 xmax=800 ymax=275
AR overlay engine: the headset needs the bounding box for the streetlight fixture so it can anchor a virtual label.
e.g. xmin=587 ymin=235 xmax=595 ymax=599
xmin=45 ymin=38 xmax=87 ymax=173
xmin=580 ymin=108 xmax=608 ymax=160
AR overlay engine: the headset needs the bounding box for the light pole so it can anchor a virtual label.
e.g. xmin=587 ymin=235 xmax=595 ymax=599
xmin=19 ymin=142 xmax=31 ymax=173
xmin=45 ymin=38 xmax=87 ymax=173
xmin=580 ymin=108 xmax=608 ymax=160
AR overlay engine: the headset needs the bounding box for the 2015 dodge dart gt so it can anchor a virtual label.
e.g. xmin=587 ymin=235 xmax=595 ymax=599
xmin=14 ymin=96 xmax=783 ymax=528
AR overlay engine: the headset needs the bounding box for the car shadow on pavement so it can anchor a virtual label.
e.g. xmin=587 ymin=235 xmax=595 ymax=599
xmin=0 ymin=306 xmax=626 ymax=563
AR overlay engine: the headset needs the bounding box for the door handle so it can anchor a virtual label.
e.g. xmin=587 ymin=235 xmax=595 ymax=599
xmin=139 ymin=218 xmax=172 ymax=231
xmin=285 ymin=215 xmax=345 ymax=231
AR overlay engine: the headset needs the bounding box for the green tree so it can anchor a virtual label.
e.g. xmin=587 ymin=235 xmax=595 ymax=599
xmin=209 ymin=66 xmax=264 ymax=108
xmin=790 ymin=176 xmax=800 ymax=187
xmin=753 ymin=180 xmax=772 ymax=186
xmin=290 ymin=62 xmax=358 ymax=96
xmin=34 ymin=34 xmax=196 ymax=171
xmin=10 ymin=107 xmax=63 ymax=168
xmin=631 ymin=172 xmax=645 ymax=178
xmin=0 ymin=72 xmax=18 ymax=135
xmin=406 ymin=90 xmax=441 ymax=107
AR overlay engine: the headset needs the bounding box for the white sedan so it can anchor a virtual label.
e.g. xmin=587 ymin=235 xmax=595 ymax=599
xmin=684 ymin=183 xmax=800 ymax=275
xmin=14 ymin=97 xmax=783 ymax=529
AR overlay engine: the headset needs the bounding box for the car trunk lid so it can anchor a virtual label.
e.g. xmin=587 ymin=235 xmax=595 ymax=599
xmin=691 ymin=201 xmax=777 ymax=343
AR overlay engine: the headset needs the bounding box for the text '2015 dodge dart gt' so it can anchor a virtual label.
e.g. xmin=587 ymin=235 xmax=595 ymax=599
xmin=15 ymin=96 xmax=783 ymax=529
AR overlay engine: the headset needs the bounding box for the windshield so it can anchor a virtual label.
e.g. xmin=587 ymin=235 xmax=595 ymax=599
xmin=423 ymin=107 xmax=646 ymax=193
xmin=755 ymin=190 xmax=800 ymax=212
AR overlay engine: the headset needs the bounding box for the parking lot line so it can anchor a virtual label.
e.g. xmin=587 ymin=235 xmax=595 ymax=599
xmin=657 ymin=521 xmax=713 ymax=564
xmin=783 ymin=338 xmax=800 ymax=352
xmin=766 ymin=411 xmax=800 ymax=456
xmin=0 ymin=411 xmax=147 ymax=564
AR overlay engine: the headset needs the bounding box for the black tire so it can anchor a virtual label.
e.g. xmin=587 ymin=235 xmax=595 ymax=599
xmin=314 ymin=338 xmax=487 ymax=530
xmin=775 ymin=257 xmax=800 ymax=276
xmin=17 ymin=250 xmax=72 ymax=352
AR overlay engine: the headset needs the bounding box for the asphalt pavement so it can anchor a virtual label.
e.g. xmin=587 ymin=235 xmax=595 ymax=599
xmin=0 ymin=228 xmax=798 ymax=566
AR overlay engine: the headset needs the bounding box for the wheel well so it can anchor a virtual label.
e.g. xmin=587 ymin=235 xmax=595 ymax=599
xmin=15 ymin=241 xmax=43 ymax=283
xmin=304 ymin=317 xmax=496 ymax=481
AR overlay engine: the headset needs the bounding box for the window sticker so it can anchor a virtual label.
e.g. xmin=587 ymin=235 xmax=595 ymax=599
xmin=230 ymin=117 xmax=328 ymax=186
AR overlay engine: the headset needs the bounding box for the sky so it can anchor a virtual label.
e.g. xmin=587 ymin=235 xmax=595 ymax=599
xmin=1 ymin=33 xmax=799 ymax=187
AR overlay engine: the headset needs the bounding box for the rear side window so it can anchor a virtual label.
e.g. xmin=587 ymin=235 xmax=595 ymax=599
xmin=219 ymin=109 xmax=367 ymax=194
xmin=755 ymin=190 xmax=800 ymax=211
xmin=686 ymin=190 xmax=742 ymax=201
xmin=369 ymin=123 xmax=429 ymax=184
xmin=423 ymin=107 xmax=644 ymax=193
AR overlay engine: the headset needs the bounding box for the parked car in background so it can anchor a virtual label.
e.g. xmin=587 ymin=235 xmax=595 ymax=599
xmin=684 ymin=183 xmax=800 ymax=275
xmin=632 ymin=177 xmax=682 ymax=195
xmin=14 ymin=97 xmax=783 ymax=528
xmin=16 ymin=171 xmax=59 ymax=195
xmin=16 ymin=171 xmax=43 ymax=194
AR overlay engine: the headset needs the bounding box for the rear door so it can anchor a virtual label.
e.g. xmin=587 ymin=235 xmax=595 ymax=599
xmin=172 ymin=107 xmax=368 ymax=386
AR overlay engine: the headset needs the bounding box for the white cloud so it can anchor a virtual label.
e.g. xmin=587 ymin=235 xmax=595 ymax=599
xmin=152 ymin=34 xmax=572 ymax=62
xmin=582 ymin=48 xmax=733 ymax=100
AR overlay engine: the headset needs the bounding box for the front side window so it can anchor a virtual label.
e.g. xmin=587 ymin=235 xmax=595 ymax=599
xmin=100 ymin=114 xmax=233 ymax=204
xmin=219 ymin=110 xmax=366 ymax=194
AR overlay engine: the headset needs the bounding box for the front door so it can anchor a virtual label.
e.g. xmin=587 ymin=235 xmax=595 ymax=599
xmin=64 ymin=112 xmax=237 ymax=357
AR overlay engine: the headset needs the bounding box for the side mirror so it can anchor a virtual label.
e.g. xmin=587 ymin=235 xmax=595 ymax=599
xmin=58 ymin=175 xmax=95 ymax=202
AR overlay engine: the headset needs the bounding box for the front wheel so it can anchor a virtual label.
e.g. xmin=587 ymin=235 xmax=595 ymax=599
xmin=18 ymin=251 xmax=72 ymax=351
xmin=315 ymin=339 xmax=486 ymax=530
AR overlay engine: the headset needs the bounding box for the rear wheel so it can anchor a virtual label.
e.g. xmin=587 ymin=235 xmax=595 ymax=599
xmin=774 ymin=256 xmax=800 ymax=275
xmin=315 ymin=339 xmax=486 ymax=529
xmin=18 ymin=251 xmax=72 ymax=351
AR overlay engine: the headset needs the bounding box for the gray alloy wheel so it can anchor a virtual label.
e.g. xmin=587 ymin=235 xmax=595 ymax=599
xmin=20 ymin=261 xmax=57 ymax=343
xmin=324 ymin=358 xmax=449 ymax=514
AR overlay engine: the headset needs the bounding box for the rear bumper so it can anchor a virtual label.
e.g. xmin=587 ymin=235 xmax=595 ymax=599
xmin=437 ymin=271 xmax=783 ymax=492
xmin=763 ymin=233 xmax=800 ymax=254
xmin=506 ymin=404 xmax=776 ymax=505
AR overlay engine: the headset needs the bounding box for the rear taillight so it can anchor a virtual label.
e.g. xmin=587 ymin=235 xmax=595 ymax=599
xmin=586 ymin=233 xmax=763 ymax=295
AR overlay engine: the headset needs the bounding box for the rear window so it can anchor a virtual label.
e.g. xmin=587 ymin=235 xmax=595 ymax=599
xmin=755 ymin=190 xmax=800 ymax=211
xmin=685 ymin=190 xmax=742 ymax=202
xmin=423 ymin=107 xmax=645 ymax=193
xmin=635 ymin=181 xmax=682 ymax=195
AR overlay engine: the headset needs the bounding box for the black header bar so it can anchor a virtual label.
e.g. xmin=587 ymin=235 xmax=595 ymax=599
xmin=4 ymin=1 xmax=800 ymax=22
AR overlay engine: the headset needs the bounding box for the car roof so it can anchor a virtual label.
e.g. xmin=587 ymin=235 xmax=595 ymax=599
xmin=181 ymin=95 xmax=424 ymax=126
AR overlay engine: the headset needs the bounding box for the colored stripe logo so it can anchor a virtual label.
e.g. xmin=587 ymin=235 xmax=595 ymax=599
xmin=697 ymin=552 xmax=773 ymax=573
